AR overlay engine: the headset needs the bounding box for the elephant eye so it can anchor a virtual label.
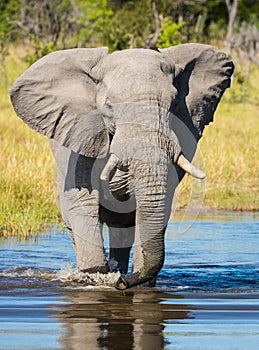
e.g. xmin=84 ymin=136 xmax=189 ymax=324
xmin=160 ymin=62 xmax=173 ymax=75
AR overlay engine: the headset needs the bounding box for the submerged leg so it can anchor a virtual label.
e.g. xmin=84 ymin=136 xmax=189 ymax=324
xmin=108 ymin=225 xmax=135 ymax=275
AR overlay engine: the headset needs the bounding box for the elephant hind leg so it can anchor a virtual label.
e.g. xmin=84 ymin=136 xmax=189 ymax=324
xmin=108 ymin=225 xmax=135 ymax=275
xmin=100 ymin=204 xmax=135 ymax=275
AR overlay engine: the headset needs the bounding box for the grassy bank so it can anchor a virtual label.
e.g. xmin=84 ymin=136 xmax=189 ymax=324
xmin=0 ymin=47 xmax=61 ymax=237
xmin=0 ymin=47 xmax=258 ymax=236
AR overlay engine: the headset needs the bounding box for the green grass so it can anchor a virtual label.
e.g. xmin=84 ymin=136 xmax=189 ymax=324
xmin=0 ymin=46 xmax=258 ymax=237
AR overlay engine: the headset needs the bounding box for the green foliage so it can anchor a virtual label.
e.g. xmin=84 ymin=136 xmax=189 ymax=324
xmin=1 ymin=0 xmax=259 ymax=52
xmin=101 ymin=0 xmax=155 ymax=50
xmin=238 ymin=0 xmax=259 ymax=24
xmin=0 ymin=0 xmax=20 ymax=39
xmin=0 ymin=0 xmax=21 ymax=86
xmin=1 ymin=0 xmax=259 ymax=55
xmin=157 ymin=19 xmax=184 ymax=48
xmin=226 ymin=70 xmax=252 ymax=104
xmin=156 ymin=0 xmax=228 ymax=42
xmin=75 ymin=0 xmax=113 ymax=47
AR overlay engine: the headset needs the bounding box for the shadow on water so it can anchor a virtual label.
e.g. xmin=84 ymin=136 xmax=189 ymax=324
xmin=56 ymin=289 xmax=189 ymax=350
xmin=0 ymin=212 xmax=258 ymax=349
xmin=54 ymin=289 xmax=259 ymax=350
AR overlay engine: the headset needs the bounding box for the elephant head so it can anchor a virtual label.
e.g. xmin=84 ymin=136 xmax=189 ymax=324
xmin=9 ymin=44 xmax=234 ymax=289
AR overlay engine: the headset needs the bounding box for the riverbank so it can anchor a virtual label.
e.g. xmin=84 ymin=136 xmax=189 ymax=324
xmin=0 ymin=47 xmax=258 ymax=236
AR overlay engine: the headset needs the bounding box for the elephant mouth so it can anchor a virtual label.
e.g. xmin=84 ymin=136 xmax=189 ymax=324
xmin=100 ymin=152 xmax=206 ymax=182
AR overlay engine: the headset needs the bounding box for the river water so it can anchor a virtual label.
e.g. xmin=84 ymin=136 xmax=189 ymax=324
xmin=0 ymin=212 xmax=258 ymax=349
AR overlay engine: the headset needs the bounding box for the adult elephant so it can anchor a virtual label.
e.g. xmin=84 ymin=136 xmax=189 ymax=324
xmin=9 ymin=44 xmax=234 ymax=289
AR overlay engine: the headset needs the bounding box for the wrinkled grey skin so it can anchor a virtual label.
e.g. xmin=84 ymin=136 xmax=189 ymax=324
xmin=9 ymin=44 xmax=234 ymax=289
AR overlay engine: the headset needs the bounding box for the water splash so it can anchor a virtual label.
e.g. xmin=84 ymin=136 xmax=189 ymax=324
xmin=0 ymin=266 xmax=56 ymax=280
xmin=57 ymin=264 xmax=121 ymax=288
xmin=0 ymin=264 xmax=121 ymax=290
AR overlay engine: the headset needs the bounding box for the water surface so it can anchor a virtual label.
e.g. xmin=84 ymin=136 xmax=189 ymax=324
xmin=0 ymin=212 xmax=258 ymax=349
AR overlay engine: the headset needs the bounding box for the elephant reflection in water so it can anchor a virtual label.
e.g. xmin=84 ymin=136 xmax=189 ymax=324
xmin=57 ymin=291 xmax=191 ymax=350
xmin=10 ymin=44 xmax=233 ymax=289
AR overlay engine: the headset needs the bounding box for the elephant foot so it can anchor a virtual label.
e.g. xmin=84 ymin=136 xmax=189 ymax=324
xmin=80 ymin=265 xmax=109 ymax=274
xmin=115 ymin=273 xmax=157 ymax=290
xmin=115 ymin=276 xmax=128 ymax=290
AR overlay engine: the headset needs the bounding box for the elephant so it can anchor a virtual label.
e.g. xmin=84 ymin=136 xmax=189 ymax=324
xmin=9 ymin=44 xmax=234 ymax=290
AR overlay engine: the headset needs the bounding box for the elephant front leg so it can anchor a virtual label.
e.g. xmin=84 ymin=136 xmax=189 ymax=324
xmin=71 ymin=215 xmax=109 ymax=274
xmin=108 ymin=225 xmax=135 ymax=275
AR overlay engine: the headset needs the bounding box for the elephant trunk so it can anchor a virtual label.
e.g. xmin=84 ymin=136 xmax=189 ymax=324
xmin=116 ymin=156 xmax=171 ymax=290
xmin=115 ymin=235 xmax=165 ymax=290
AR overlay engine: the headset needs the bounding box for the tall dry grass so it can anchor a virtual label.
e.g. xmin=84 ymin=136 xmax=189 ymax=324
xmin=0 ymin=46 xmax=60 ymax=237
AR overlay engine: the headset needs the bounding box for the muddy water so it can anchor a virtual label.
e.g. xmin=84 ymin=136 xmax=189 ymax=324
xmin=0 ymin=212 xmax=258 ymax=349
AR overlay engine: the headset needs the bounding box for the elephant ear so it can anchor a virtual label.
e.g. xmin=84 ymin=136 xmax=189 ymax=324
xmin=159 ymin=44 xmax=234 ymax=139
xmin=9 ymin=47 xmax=110 ymax=157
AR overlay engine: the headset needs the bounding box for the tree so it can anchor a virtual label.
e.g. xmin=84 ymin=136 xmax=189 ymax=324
xmin=232 ymin=23 xmax=259 ymax=73
xmin=100 ymin=0 xmax=156 ymax=50
xmin=225 ymin=0 xmax=239 ymax=54
xmin=0 ymin=0 xmax=21 ymax=87
xmin=12 ymin=0 xmax=83 ymax=62
xmin=100 ymin=1 xmax=187 ymax=50
xmin=224 ymin=0 xmax=259 ymax=70
xmin=2 ymin=0 xmax=259 ymax=60
xmin=75 ymin=0 xmax=113 ymax=48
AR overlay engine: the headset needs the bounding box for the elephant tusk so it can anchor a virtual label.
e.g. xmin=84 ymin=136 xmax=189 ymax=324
xmin=176 ymin=154 xmax=206 ymax=179
xmin=100 ymin=154 xmax=119 ymax=181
